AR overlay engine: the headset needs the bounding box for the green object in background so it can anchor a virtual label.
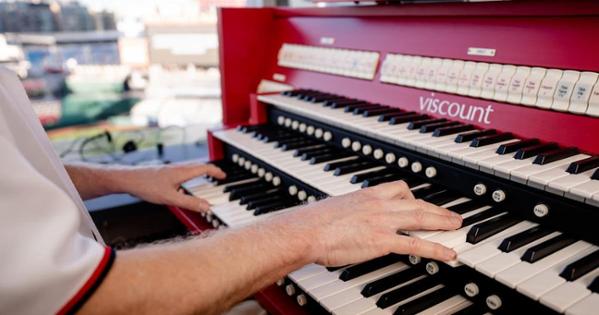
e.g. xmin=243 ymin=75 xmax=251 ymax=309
xmin=44 ymin=92 xmax=140 ymax=130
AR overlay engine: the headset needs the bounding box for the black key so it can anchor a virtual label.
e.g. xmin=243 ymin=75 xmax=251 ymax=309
xmin=521 ymin=234 xmax=577 ymax=263
xmin=460 ymin=207 xmax=504 ymax=227
xmin=239 ymin=188 xmax=282 ymax=205
xmin=301 ymin=147 xmax=338 ymax=160
xmin=246 ymin=195 xmax=284 ymax=210
xmin=223 ymin=178 xmax=260 ymax=192
xmin=407 ymin=118 xmax=447 ymax=130
xmin=389 ymin=114 xmax=429 ymax=125
xmin=362 ymin=173 xmax=405 ymax=188
xmin=361 ymin=267 xmax=425 ymax=297
xmin=393 ymin=285 xmax=455 ymax=315
xmin=451 ymin=302 xmax=488 ymax=315
xmin=533 ymin=147 xmax=578 ymax=165
xmin=253 ymin=199 xmax=297 ymax=215
xmin=263 ymin=132 xmax=297 ymax=143
xmin=422 ymin=190 xmax=461 ymax=206
xmin=342 ymin=102 xmax=373 ymax=111
xmin=324 ymin=157 xmax=362 ymax=171
xmin=326 ymin=265 xmax=347 ymax=272
xmin=281 ymin=140 xmax=317 ymax=151
xmin=560 ymin=249 xmax=599 ymax=281
xmin=589 ymin=276 xmax=599 ymax=293
xmin=310 ymin=152 xmax=353 ymax=164
xmin=432 ymin=124 xmax=474 ymax=137
xmin=498 ymin=226 xmax=553 ymax=252
xmin=412 ymin=185 xmax=445 ymax=199
xmin=566 ymin=156 xmax=599 ymax=174
xmin=593 ymin=168 xmax=599 ymax=180
xmin=470 ymin=132 xmax=513 ymax=147
xmin=326 ymin=99 xmax=361 ymax=107
xmin=307 ymin=94 xmax=341 ymax=103
xmin=420 ymin=121 xmax=460 ymax=133
xmin=466 ymin=214 xmax=521 ymax=244
xmin=275 ymin=137 xmax=306 ymax=148
xmin=447 ymin=199 xmax=488 ymax=215
xmin=378 ymin=111 xmax=415 ymax=122
xmin=353 ymin=105 xmax=383 ymax=115
xmin=375 ymin=109 xmax=405 ymax=120
xmin=377 ymin=276 xmax=441 ymax=309
xmin=351 ymin=168 xmax=395 ymax=184
xmin=229 ymin=183 xmax=271 ymax=200
xmin=293 ymin=144 xmax=327 ymax=157
xmin=496 ymin=139 xmax=540 ymax=155
xmin=214 ymin=172 xmax=254 ymax=186
xmin=334 ymin=161 xmax=377 ymax=176
xmin=237 ymin=125 xmax=261 ymax=133
xmin=513 ymin=142 xmax=559 ymax=160
xmin=363 ymin=107 xmax=397 ymax=117
xmin=455 ymin=129 xmax=496 ymax=143
xmin=339 ymin=254 xmax=402 ymax=281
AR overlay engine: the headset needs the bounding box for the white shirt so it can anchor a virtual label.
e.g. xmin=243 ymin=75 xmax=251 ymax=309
xmin=0 ymin=67 xmax=112 ymax=315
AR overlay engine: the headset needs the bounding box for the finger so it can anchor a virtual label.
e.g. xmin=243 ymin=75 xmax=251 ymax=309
xmin=183 ymin=164 xmax=227 ymax=180
xmin=391 ymin=235 xmax=456 ymax=261
xmin=383 ymin=199 xmax=461 ymax=218
xmin=366 ymin=180 xmax=414 ymax=199
xmin=169 ymin=192 xmax=211 ymax=212
xmin=391 ymin=209 xmax=462 ymax=231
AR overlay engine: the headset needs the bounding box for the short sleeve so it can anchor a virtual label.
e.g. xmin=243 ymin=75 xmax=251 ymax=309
xmin=0 ymin=136 xmax=114 ymax=315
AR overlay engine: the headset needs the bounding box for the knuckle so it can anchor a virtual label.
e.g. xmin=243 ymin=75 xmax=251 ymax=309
xmin=407 ymin=238 xmax=420 ymax=252
xmin=397 ymin=180 xmax=409 ymax=191
xmin=413 ymin=208 xmax=426 ymax=225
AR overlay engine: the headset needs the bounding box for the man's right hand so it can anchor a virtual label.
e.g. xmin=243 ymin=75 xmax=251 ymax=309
xmin=273 ymin=181 xmax=463 ymax=267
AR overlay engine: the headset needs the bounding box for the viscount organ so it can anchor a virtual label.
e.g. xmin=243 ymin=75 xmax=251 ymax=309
xmin=169 ymin=1 xmax=599 ymax=314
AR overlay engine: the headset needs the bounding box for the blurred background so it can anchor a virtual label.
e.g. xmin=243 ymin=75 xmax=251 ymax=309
xmin=0 ymin=0 xmax=316 ymax=165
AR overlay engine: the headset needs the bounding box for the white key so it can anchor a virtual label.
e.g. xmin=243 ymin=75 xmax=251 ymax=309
xmin=517 ymin=246 xmax=598 ymax=300
xmin=568 ymin=180 xmax=599 ymax=202
xmin=456 ymin=221 xmax=535 ymax=266
xmin=541 ymin=268 xmax=599 ymax=312
xmin=289 ymin=264 xmax=327 ymax=282
xmin=510 ymin=154 xmax=590 ymax=185
xmin=496 ymin=241 xmax=592 ymax=289
xmin=310 ymin=262 xmax=408 ymax=301
xmin=458 ymin=221 xmax=537 ymax=267
xmin=493 ymin=156 xmax=536 ymax=179
xmin=546 ymin=168 xmax=598 ymax=196
xmin=475 ymin=231 xmax=561 ymax=278
xmin=416 ymin=295 xmax=472 ymax=315
xmin=565 ymin=293 xmax=599 ymax=315
xmin=426 ymin=207 xmax=503 ymax=250
xmin=331 ymin=274 xmax=428 ymax=315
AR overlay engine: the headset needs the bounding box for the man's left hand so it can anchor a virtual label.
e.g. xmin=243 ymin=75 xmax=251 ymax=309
xmin=120 ymin=163 xmax=226 ymax=212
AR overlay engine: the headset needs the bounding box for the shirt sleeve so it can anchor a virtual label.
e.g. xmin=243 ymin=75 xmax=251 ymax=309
xmin=0 ymin=136 xmax=115 ymax=315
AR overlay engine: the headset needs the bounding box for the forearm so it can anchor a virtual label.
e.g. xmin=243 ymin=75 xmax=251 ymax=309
xmin=65 ymin=163 xmax=130 ymax=199
xmin=80 ymin=214 xmax=314 ymax=315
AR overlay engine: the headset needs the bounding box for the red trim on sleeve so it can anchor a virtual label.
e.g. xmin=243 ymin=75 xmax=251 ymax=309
xmin=56 ymin=246 xmax=115 ymax=315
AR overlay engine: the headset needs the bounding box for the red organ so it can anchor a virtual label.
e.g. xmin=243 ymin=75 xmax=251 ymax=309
xmin=170 ymin=1 xmax=599 ymax=314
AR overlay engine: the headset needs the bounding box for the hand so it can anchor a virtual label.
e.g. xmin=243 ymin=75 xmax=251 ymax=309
xmin=121 ymin=162 xmax=226 ymax=212
xmin=277 ymin=181 xmax=462 ymax=266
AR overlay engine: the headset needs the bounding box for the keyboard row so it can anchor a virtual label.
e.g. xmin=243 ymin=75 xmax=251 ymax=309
xmin=256 ymin=89 xmax=599 ymax=206
xmin=211 ymin=125 xmax=599 ymax=314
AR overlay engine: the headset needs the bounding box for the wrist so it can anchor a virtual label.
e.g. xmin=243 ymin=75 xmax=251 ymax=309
xmin=266 ymin=208 xmax=320 ymax=266
xmin=270 ymin=205 xmax=324 ymax=266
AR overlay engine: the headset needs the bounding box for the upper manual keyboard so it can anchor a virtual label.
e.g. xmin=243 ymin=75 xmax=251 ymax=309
xmin=257 ymin=89 xmax=599 ymax=207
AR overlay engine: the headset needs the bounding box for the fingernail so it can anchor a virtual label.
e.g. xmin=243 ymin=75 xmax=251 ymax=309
xmin=451 ymin=215 xmax=462 ymax=225
xmin=445 ymin=248 xmax=457 ymax=260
